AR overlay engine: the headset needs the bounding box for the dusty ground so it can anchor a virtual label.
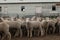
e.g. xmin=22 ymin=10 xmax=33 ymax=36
xmin=11 ymin=35 xmax=60 ymax=40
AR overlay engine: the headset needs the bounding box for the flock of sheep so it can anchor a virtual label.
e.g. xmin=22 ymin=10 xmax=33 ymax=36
xmin=0 ymin=16 xmax=60 ymax=40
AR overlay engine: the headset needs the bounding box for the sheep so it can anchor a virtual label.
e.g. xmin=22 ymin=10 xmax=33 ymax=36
xmin=36 ymin=17 xmax=43 ymax=22
xmin=26 ymin=19 xmax=44 ymax=37
xmin=25 ymin=17 xmax=45 ymax=37
xmin=1 ymin=17 xmax=22 ymax=37
xmin=16 ymin=18 xmax=30 ymax=37
xmin=13 ymin=17 xmax=27 ymax=37
xmin=0 ymin=22 xmax=11 ymax=40
xmin=8 ymin=21 xmax=22 ymax=37
xmin=41 ymin=20 xmax=48 ymax=35
xmin=41 ymin=18 xmax=56 ymax=35
xmin=57 ymin=21 xmax=60 ymax=34
xmin=55 ymin=18 xmax=60 ymax=34
xmin=9 ymin=17 xmax=27 ymax=37
xmin=47 ymin=20 xmax=56 ymax=34
xmin=31 ymin=16 xmax=37 ymax=21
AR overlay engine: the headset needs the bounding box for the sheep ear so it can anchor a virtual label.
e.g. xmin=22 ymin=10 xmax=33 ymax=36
xmin=0 ymin=17 xmax=4 ymax=22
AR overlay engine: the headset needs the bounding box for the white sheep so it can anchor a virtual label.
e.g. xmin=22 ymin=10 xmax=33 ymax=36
xmin=1 ymin=18 xmax=22 ymax=37
xmin=0 ymin=22 xmax=11 ymax=40
xmin=41 ymin=19 xmax=56 ymax=35
xmin=26 ymin=20 xmax=44 ymax=37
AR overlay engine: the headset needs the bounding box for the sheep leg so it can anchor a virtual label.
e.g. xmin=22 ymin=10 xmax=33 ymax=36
xmin=1 ymin=32 xmax=11 ymax=40
xmin=6 ymin=32 xmax=11 ymax=40
xmin=46 ymin=27 xmax=48 ymax=35
xmin=35 ymin=30 xmax=39 ymax=37
xmin=14 ymin=29 xmax=19 ymax=37
xmin=0 ymin=35 xmax=1 ymax=39
xmin=40 ymin=27 xmax=44 ymax=36
xmin=59 ymin=26 xmax=60 ymax=34
xmin=37 ymin=30 xmax=40 ymax=37
xmin=34 ymin=30 xmax=35 ymax=36
xmin=1 ymin=34 xmax=6 ymax=40
xmin=30 ymin=29 xmax=32 ymax=38
xmin=52 ymin=25 xmax=55 ymax=34
xmin=27 ymin=30 xmax=29 ymax=37
xmin=20 ymin=29 xmax=22 ymax=37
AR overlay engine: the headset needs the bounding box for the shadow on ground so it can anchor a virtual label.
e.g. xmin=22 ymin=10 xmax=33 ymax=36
xmin=11 ymin=35 xmax=60 ymax=40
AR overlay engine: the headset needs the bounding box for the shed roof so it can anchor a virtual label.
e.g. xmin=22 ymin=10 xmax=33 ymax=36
xmin=0 ymin=0 xmax=60 ymax=4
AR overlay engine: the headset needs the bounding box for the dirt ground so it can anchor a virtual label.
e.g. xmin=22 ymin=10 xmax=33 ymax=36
xmin=11 ymin=35 xmax=60 ymax=40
